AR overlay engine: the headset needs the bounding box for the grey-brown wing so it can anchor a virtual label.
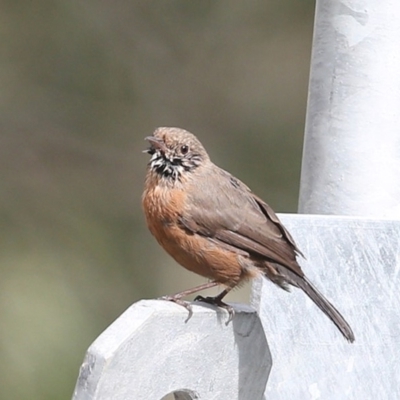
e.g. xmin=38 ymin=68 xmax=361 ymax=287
xmin=180 ymin=166 xmax=304 ymax=277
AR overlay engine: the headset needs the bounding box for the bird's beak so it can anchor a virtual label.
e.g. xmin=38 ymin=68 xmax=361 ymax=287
xmin=143 ymin=136 xmax=167 ymax=154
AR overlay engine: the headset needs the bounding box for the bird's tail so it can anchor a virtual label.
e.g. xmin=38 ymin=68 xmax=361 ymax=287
xmin=271 ymin=266 xmax=355 ymax=342
xmin=296 ymin=275 xmax=354 ymax=342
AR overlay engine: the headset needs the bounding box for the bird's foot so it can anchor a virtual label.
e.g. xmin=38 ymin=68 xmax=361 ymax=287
xmin=194 ymin=295 xmax=235 ymax=325
xmin=158 ymin=295 xmax=193 ymax=322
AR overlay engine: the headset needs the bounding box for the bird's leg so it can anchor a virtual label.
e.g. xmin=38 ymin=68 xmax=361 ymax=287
xmin=159 ymin=281 xmax=219 ymax=322
xmin=194 ymin=288 xmax=235 ymax=325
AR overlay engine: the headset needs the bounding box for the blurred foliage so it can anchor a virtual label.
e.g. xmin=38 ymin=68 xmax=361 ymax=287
xmin=0 ymin=0 xmax=315 ymax=398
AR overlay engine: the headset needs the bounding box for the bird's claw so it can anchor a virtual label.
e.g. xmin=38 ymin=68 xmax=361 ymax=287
xmin=194 ymin=295 xmax=235 ymax=325
xmin=158 ymin=295 xmax=193 ymax=322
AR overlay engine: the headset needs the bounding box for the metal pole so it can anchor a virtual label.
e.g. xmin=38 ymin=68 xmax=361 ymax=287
xmin=299 ymin=0 xmax=400 ymax=217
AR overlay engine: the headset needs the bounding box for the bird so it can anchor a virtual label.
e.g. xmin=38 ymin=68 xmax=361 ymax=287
xmin=142 ymin=127 xmax=355 ymax=342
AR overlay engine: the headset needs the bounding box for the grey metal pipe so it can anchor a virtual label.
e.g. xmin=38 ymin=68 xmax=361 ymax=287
xmin=299 ymin=0 xmax=400 ymax=217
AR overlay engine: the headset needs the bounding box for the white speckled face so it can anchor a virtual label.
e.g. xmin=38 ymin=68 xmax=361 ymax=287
xmin=145 ymin=127 xmax=207 ymax=181
xmin=148 ymin=150 xmax=186 ymax=180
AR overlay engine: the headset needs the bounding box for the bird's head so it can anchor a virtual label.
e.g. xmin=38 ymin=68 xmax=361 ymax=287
xmin=144 ymin=127 xmax=209 ymax=181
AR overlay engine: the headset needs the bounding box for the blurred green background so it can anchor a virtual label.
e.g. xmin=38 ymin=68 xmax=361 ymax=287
xmin=1 ymin=1 xmax=315 ymax=398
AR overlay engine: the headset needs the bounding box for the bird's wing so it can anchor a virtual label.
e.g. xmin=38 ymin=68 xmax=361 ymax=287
xmin=179 ymin=167 xmax=304 ymax=277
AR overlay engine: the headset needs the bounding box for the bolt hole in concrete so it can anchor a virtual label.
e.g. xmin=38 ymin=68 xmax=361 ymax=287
xmin=161 ymin=390 xmax=199 ymax=400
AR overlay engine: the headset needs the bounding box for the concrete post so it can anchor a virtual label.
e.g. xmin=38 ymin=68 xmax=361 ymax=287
xmin=252 ymin=1 xmax=400 ymax=398
xmin=73 ymin=300 xmax=271 ymax=400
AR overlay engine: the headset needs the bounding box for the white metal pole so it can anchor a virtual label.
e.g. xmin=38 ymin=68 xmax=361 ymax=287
xmin=299 ymin=0 xmax=400 ymax=217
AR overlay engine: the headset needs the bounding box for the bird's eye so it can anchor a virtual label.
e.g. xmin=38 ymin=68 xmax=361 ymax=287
xmin=180 ymin=145 xmax=189 ymax=154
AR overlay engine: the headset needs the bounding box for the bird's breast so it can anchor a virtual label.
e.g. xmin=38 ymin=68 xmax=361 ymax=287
xmin=142 ymin=181 xmax=247 ymax=284
xmin=142 ymin=181 xmax=186 ymax=230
